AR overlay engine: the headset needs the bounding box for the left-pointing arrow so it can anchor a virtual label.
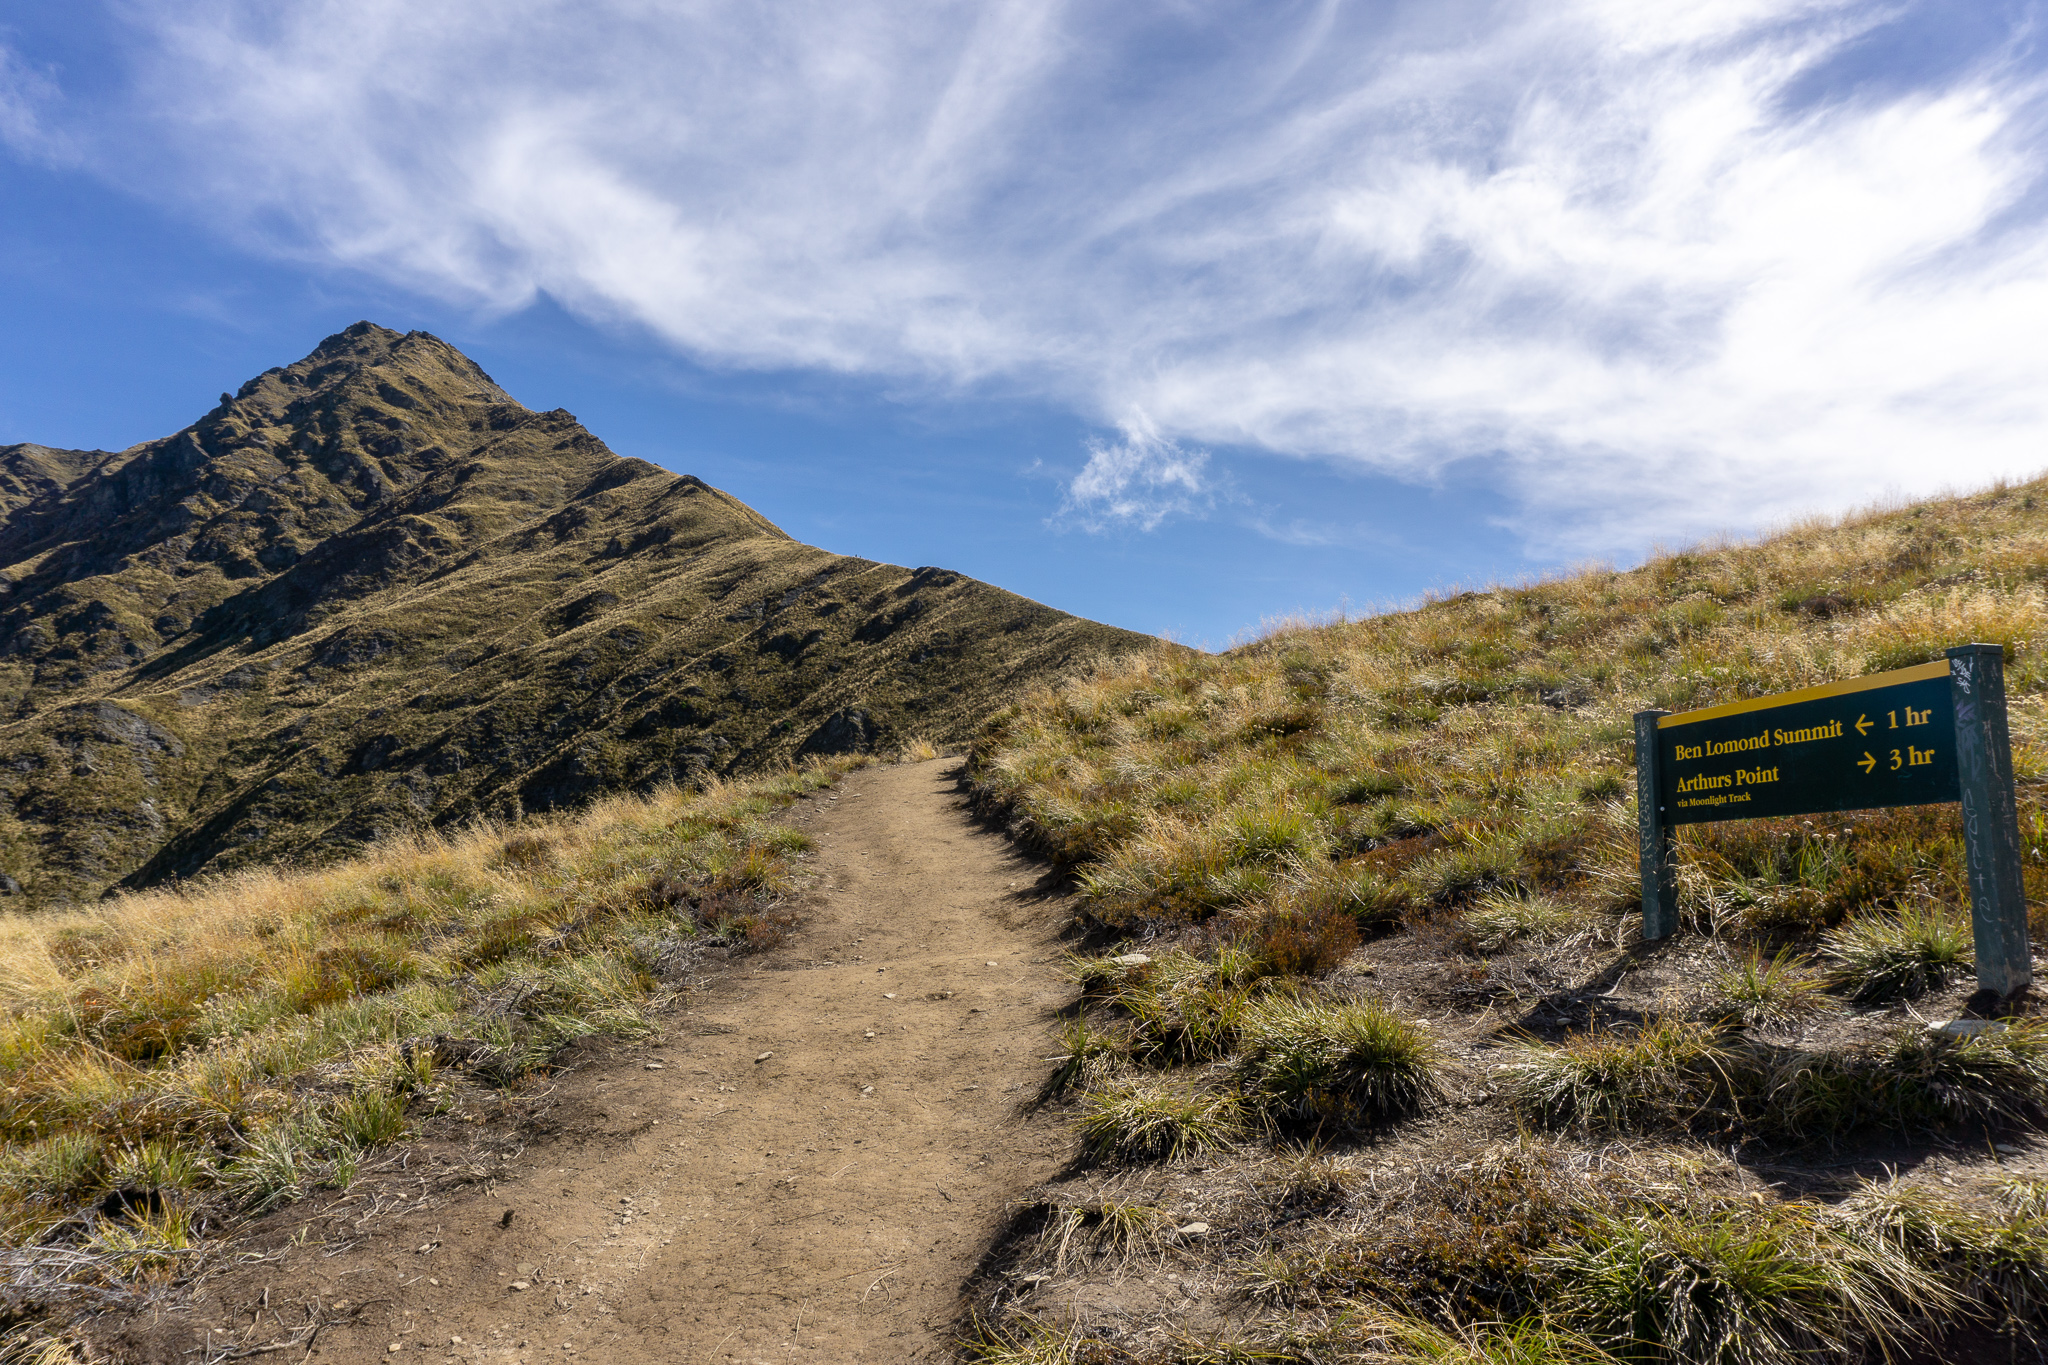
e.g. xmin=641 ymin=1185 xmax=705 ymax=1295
xmin=1858 ymin=751 xmax=1876 ymax=773
xmin=1855 ymin=714 xmax=1873 ymax=736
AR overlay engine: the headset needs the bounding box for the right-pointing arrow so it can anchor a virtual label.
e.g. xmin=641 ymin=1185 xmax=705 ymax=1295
xmin=1858 ymin=751 xmax=1876 ymax=773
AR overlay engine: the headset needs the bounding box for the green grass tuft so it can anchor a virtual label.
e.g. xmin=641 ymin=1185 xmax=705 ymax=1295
xmin=1542 ymin=1202 xmax=1940 ymax=1365
xmin=1701 ymin=947 xmax=1828 ymax=1032
xmin=1497 ymin=1021 xmax=1741 ymax=1135
xmin=1073 ymin=1080 xmax=1244 ymax=1164
xmin=1237 ymin=994 xmax=1445 ymax=1128
xmin=1821 ymin=902 xmax=1973 ymax=1002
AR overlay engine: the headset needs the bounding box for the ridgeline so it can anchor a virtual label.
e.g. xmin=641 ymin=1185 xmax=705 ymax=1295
xmin=0 ymin=323 xmax=1144 ymax=904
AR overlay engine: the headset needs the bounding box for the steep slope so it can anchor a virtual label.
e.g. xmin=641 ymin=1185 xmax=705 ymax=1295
xmin=0 ymin=322 xmax=1146 ymax=904
xmin=964 ymin=480 xmax=2048 ymax=1357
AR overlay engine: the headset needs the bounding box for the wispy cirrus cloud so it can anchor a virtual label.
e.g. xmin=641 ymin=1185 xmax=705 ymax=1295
xmin=22 ymin=0 xmax=2048 ymax=554
xmin=0 ymin=43 xmax=70 ymax=163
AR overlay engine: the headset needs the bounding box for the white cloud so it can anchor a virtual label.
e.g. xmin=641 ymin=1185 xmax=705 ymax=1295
xmin=38 ymin=0 xmax=2048 ymax=553
xmin=1060 ymin=416 xmax=1214 ymax=531
xmin=0 ymin=44 xmax=69 ymax=162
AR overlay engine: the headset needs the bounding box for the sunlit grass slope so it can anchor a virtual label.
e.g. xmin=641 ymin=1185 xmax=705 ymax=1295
xmin=978 ymin=480 xmax=2048 ymax=957
xmin=0 ymin=755 xmax=861 ymax=1304
xmin=968 ymin=477 xmax=2048 ymax=1362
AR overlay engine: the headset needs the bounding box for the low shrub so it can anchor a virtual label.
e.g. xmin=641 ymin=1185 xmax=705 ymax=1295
xmin=1248 ymin=905 xmax=1361 ymax=976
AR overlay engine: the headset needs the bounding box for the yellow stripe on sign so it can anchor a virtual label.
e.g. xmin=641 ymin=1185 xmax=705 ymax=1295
xmin=1656 ymin=658 xmax=1951 ymax=730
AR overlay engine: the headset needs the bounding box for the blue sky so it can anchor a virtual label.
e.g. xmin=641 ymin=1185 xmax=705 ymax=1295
xmin=3 ymin=1 xmax=2046 ymax=646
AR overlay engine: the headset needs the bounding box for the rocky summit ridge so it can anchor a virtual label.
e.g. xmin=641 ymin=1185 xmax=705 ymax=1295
xmin=0 ymin=322 xmax=1145 ymax=904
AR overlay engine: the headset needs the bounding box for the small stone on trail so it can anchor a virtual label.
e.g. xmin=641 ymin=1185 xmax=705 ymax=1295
xmin=389 ymin=1344 xmax=403 ymax=1353
xmin=1927 ymin=1018 xmax=2007 ymax=1038
xmin=756 ymin=1051 xmax=774 ymax=1062
xmin=864 ymin=1031 xmax=876 ymax=1039
xmin=644 ymin=1062 xmax=665 ymax=1070
xmin=860 ymin=1084 xmax=874 ymax=1094
xmin=883 ymin=993 xmax=896 ymax=999
xmin=509 ymin=1282 xmax=529 ymax=1292
xmin=985 ymin=961 xmax=998 ymax=966
xmin=1176 ymin=1222 xmax=1210 ymax=1235
xmin=1111 ymin=953 xmax=1152 ymax=968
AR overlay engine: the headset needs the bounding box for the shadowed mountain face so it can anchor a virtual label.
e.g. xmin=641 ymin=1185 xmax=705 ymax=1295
xmin=0 ymin=323 xmax=1146 ymax=904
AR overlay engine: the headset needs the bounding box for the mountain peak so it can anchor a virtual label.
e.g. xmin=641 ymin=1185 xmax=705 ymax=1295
xmin=0 ymin=326 xmax=1145 ymax=904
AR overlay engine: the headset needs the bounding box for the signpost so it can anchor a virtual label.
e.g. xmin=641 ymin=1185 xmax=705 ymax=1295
xmin=1635 ymin=643 xmax=2031 ymax=1003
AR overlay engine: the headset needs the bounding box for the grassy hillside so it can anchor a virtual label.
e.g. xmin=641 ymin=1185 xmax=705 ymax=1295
xmin=0 ymin=750 xmax=871 ymax=1343
xmin=0 ymin=324 xmax=1145 ymax=905
xmin=966 ymin=480 xmax=2048 ymax=1362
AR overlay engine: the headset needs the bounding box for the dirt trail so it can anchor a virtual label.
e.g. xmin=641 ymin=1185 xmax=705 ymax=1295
xmin=203 ymin=760 xmax=1072 ymax=1363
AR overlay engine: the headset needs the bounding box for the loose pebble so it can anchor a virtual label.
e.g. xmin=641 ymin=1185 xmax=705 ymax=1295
xmin=755 ymin=1052 xmax=774 ymax=1062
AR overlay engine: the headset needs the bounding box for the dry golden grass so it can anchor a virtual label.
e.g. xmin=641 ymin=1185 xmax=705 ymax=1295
xmin=967 ymin=475 xmax=2048 ymax=1358
xmin=897 ymin=735 xmax=943 ymax=763
xmin=975 ymin=474 xmax=2048 ymax=968
xmin=0 ymin=753 xmax=867 ymax=1297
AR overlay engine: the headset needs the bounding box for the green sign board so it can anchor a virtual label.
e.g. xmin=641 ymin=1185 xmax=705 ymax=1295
xmin=1657 ymin=659 xmax=1958 ymax=825
xmin=1634 ymin=644 xmax=2031 ymax=1006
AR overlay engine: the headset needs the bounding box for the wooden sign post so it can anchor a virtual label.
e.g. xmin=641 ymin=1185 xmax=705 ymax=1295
xmin=1635 ymin=643 xmax=2031 ymax=1002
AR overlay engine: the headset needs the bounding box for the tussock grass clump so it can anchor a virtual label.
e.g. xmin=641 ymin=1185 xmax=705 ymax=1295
xmin=1034 ymin=1198 xmax=1178 ymax=1271
xmin=1236 ymin=995 xmax=1444 ymax=1129
xmin=1821 ymin=902 xmax=1974 ymax=1002
xmin=1503 ymin=1020 xmax=2048 ymax=1142
xmin=1835 ymin=1177 xmax=2048 ymax=1323
xmin=1241 ymin=1138 xmax=2048 ymax=1365
xmin=1040 ymin=1019 xmax=1126 ymax=1098
xmin=1542 ymin=1202 xmax=1939 ymax=1365
xmin=898 ymin=735 xmax=942 ymax=763
xmin=1498 ymin=1021 xmax=1743 ymax=1135
xmin=1700 ymin=948 xmax=1828 ymax=1032
xmin=1074 ymin=1080 xmax=1244 ymax=1164
xmin=1327 ymin=1312 xmax=1612 ymax=1365
xmin=1460 ymin=890 xmax=1580 ymax=953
